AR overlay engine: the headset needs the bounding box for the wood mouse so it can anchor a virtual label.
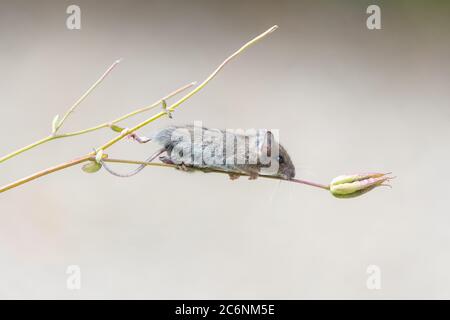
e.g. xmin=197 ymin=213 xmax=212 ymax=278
xmin=102 ymin=125 xmax=296 ymax=180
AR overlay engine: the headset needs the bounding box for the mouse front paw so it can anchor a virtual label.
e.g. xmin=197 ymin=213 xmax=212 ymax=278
xmin=175 ymin=162 xmax=193 ymax=172
xmin=248 ymin=173 xmax=259 ymax=180
xmin=228 ymin=173 xmax=241 ymax=180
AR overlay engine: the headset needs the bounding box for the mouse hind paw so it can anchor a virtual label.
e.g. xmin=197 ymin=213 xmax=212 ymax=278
xmin=228 ymin=173 xmax=241 ymax=180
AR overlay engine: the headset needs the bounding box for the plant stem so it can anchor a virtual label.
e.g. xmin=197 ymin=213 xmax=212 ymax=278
xmin=0 ymin=135 xmax=54 ymax=164
xmin=0 ymin=155 xmax=329 ymax=194
xmin=291 ymin=178 xmax=330 ymax=190
xmin=100 ymin=157 xmax=330 ymax=190
xmin=54 ymin=59 xmax=122 ymax=133
xmin=168 ymin=26 xmax=279 ymax=114
xmin=56 ymin=81 xmax=197 ymax=138
xmin=0 ymin=155 xmax=91 ymax=194
xmin=0 ymin=82 xmax=195 ymax=164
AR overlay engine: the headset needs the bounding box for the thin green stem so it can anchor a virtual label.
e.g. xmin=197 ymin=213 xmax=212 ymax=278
xmin=0 ymin=135 xmax=54 ymax=164
xmin=0 ymin=82 xmax=195 ymax=163
xmin=0 ymin=60 xmax=121 ymax=163
xmin=58 ymin=81 xmax=196 ymax=138
xmin=168 ymin=26 xmax=279 ymax=114
xmin=0 ymin=155 xmax=91 ymax=194
xmin=54 ymin=59 xmax=122 ymax=133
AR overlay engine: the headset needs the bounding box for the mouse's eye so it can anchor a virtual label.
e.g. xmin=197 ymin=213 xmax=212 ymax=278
xmin=277 ymin=155 xmax=284 ymax=164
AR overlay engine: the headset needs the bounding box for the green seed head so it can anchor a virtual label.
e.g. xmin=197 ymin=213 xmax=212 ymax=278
xmin=329 ymin=173 xmax=393 ymax=198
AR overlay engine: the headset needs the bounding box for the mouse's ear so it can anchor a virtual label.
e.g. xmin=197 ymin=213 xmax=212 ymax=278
xmin=259 ymin=130 xmax=274 ymax=157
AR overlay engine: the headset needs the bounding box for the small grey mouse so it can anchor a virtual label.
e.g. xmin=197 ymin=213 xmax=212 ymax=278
xmin=102 ymin=125 xmax=296 ymax=180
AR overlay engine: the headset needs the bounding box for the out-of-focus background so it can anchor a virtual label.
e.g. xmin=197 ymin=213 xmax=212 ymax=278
xmin=0 ymin=0 xmax=449 ymax=299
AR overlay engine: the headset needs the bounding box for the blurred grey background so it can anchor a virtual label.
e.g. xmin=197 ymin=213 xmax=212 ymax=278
xmin=0 ymin=0 xmax=449 ymax=299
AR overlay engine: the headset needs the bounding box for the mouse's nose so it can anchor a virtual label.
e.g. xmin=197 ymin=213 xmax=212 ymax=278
xmin=283 ymin=167 xmax=296 ymax=180
xmin=288 ymin=170 xmax=296 ymax=180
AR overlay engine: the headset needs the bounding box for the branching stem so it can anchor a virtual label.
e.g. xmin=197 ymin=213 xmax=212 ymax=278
xmin=54 ymin=59 xmax=123 ymax=133
xmin=0 ymin=82 xmax=195 ymax=163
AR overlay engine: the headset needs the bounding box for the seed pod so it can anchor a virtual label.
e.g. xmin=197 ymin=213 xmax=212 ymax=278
xmin=330 ymin=173 xmax=392 ymax=198
xmin=109 ymin=124 xmax=124 ymax=133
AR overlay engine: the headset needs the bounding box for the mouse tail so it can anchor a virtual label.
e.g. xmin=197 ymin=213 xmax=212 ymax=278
xmin=101 ymin=148 xmax=166 ymax=178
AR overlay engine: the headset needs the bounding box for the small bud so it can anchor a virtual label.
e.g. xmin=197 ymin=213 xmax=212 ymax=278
xmin=82 ymin=161 xmax=102 ymax=173
xmin=51 ymin=114 xmax=60 ymax=134
xmin=330 ymin=173 xmax=393 ymax=198
xmin=109 ymin=124 xmax=124 ymax=133
xmin=95 ymin=149 xmax=104 ymax=163
xmin=120 ymin=128 xmax=130 ymax=136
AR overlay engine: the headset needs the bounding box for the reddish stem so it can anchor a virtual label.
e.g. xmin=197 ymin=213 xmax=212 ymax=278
xmin=290 ymin=178 xmax=330 ymax=190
